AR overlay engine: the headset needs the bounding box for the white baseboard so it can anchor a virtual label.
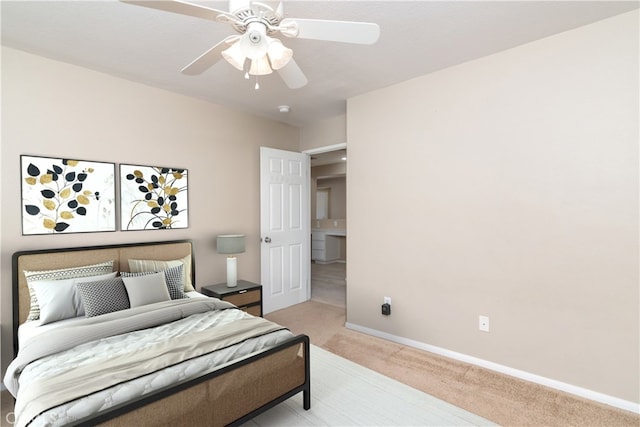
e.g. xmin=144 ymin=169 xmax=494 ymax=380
xmin=345 ymin=322 xmax=640 ymax=415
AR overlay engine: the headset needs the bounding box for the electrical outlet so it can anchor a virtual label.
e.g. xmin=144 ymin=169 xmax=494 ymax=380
xmin=384 ymin=297 xmax=391 ymax=305
xmin=381 ymin=303 xmax=391 ymax=315
xmin=479 ymin=315 xmax=490 ymax=332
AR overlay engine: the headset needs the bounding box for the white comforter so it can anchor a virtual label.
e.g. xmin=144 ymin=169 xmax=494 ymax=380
xmin=5 ymin=299 xmax=293 ymax=427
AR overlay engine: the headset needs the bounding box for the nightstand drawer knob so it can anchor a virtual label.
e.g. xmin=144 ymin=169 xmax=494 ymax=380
xmin=239 ymin=290 xmax=247 ymax=294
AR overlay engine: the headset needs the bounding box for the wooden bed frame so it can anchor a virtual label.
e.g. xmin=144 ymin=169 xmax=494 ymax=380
xmin=12 ymin=239 xmax=311 ymax=427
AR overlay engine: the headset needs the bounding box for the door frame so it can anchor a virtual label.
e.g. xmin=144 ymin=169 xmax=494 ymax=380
xmin=259 ymin=144 xmax=347 ymax=314
xmin=303 ymin=142 xmax=347 ymax=304
xmin=304 ymin=143 xmax=347 ymax=158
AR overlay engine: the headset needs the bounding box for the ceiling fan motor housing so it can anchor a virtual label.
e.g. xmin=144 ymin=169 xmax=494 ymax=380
xmin=249 ymin=28 xmax=262 ymax=43
xmin=229 ymin=1 xmax=282 ymax=35
xmin=243 ymin=22 xmax=269 ymax=59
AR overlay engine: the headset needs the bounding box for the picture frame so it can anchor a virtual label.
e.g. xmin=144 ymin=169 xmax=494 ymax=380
xmin=120 ymin=164 xmax=189 ymax=231
xmin=21 ymin=155 xmax=116 ymax=235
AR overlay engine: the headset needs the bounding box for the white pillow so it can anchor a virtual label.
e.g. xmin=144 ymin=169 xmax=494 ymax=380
xmin=24 ymin=260 xmax=115 ymax=321
xmin=128 ymin=255 xmax=194 ymax=292
xmin=122 ymin=272 xmax=171 ymax=308
xmin=30 ymin=271 xmax=118 ymax=325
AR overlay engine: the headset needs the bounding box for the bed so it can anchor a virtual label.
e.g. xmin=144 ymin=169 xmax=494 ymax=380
xmin=6 ymin=239 xmax=310 ymax=427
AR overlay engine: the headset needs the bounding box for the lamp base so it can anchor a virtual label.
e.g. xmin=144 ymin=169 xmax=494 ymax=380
xmin=226 ymin=256 xmax=237 ymax=287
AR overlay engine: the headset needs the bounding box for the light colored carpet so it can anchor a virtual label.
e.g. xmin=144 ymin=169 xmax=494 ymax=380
xmin=266 ymin=300 xmax=640 ymax=427
xmin=246 ymin=345 xmax=495 ymax=427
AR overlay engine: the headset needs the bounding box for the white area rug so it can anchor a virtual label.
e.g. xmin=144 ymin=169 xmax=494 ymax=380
xmin=247 ymin=345 xmax=496 ymax=426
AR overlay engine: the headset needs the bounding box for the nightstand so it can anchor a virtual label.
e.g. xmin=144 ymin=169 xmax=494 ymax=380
xmin=201 ymin=280 xmax=262 ymax=317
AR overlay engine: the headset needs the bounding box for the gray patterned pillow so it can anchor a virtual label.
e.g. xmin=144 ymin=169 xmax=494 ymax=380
xmin=76 ymin=276 xmax=130 ymax=317
xmin=121 ymin=264 xmax=186 ymax=300
xmin=24 ymin=261 xmax=115 ymax=321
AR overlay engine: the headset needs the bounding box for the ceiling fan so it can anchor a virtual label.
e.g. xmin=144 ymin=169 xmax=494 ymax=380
xmin=121 ymin=0 xmax=380 ymax=89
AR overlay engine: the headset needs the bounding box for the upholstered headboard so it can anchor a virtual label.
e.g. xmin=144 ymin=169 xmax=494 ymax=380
xmin=12 ymin=240 xmax=193 ymax=355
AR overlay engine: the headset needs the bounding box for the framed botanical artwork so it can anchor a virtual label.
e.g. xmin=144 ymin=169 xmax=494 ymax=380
xmin=120 ymin=164 xmax=189 ymax=231
xmin=21 ymin=155 xmax=116 ymax=235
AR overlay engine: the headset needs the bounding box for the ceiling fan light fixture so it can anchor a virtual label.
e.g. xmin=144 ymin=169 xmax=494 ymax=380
xmin=242 ymin=22 xmax=269 ymax=60
xmin=267 ymin=38 xmax=293 ymax=70
xmin=249 ymin=56 xmax=273 ymax=76
xmin=221 ymin=42 xmax=246 ymax=71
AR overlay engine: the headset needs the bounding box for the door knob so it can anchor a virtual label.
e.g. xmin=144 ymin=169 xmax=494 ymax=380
xmin=264 ymin=237 xmax=271 ymax=243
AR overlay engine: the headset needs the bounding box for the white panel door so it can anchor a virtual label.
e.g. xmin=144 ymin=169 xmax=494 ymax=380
xmin=260 ymin=147 xmax=310 ymax=313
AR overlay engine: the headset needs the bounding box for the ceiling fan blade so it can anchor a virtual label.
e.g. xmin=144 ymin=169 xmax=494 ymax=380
xmin=257 ymin=1 xmax=283 ymax=15
xmin=120 ymin=0 xmax=237 ymax=22
xmin=277 ymin=58 xmax=308 ymax=89
xmin=275 ymin=2 xmax=284 ymax=17
xmin=230 ymin=0 xmax=281 ymax=13
xmin=181 ymin=37 xmax=237 ymax=75
xmin=280 ymin=18 xmax=380 ymax=45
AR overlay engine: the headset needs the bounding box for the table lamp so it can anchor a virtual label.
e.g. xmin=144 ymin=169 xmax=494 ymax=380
xmin=217 ymin=234 xmax=246 ymax=287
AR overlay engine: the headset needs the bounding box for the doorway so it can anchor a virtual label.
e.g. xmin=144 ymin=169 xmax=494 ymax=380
xmin=305 ymin=144 xmax=347 ymax=309
xmin=259 ymin=147 xmax=309 ymax=314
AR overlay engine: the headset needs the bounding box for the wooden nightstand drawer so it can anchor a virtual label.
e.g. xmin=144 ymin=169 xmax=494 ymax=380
xmin=200 ymin=280 xmax=263 ymax=317
xmin=225 ymin=289 xmax=260 ymax=307
xmin=243 ymin=305 xmax=262 ymax=317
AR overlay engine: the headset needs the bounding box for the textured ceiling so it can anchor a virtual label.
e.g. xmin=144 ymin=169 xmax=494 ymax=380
xmin=2 ymin=1 xmax=637 ymax=127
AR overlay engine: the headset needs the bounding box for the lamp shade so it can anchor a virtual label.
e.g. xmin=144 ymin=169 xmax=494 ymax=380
xmin=267 ymin=39 xmax=293 ymax=70
xmin=221 ymin=41 xmax=246 ymax=71
xmin=249 ymin=56 xmax=273 ymax=76
xmin=217 ymin=234 xmax=246 ymax=254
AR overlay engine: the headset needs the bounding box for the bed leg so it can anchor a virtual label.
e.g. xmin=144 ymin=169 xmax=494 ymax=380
xmin=303 ymin=335 xmax=311 ymax=410
xmin=303 ymin=388 xmax=311 ymax=410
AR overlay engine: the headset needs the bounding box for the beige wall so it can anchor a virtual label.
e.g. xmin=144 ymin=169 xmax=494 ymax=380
xmin=300 ymin=115 xmax=346 ymax=151
xmin=346 ymin=10 xmax=639 ymax=404
xmin=0 ymin=47 xmax=299 ymax=375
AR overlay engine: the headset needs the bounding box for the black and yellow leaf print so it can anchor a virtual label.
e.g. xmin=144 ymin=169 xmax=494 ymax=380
xmin=125 ymin=166 xmax=187 ymax=230
xmin=24 ymin=159 xmax=96 ymax=233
